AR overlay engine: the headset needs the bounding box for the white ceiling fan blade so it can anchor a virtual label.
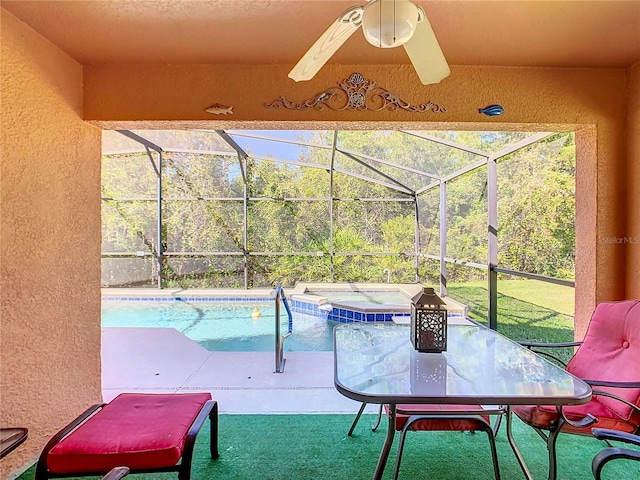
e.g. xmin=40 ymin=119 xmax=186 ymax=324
xmin=289 ymin=6 xmax=364 ymax=82
xmin=402 ymin=11 xmax=450 ymax=85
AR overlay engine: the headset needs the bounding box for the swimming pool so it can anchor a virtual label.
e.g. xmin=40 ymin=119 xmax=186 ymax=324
xmin=101 ymin=284 xmax=467 ymax=352
xmin=102 ymin=300 xmax=337 ymax=352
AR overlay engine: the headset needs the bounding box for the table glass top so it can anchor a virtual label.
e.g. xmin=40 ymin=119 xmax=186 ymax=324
xmin=334 ymin=323 xmax=592 ymax=405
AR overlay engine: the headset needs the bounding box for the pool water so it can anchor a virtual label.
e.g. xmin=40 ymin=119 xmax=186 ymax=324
xmin=102 ymin=301 xmax=336 ymax=352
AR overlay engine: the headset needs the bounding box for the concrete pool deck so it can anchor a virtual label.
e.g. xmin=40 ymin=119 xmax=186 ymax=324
xmin=102 ymin=327 xmax=375 ymax=414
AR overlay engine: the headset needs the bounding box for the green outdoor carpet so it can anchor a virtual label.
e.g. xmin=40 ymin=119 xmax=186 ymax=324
xmin=17 ymin=414 xmax=638 ymax=480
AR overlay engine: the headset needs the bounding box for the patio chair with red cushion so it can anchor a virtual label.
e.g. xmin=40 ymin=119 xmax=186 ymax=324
xmin=511 ymin=300 xmax=640 ymax=480
xmin=36 ymin=393 xmax=218 ymax=480
xmin=349 ymin=402 xmax=503 ymax=480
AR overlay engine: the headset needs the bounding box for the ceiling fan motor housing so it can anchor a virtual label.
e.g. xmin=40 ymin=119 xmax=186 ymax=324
xmin=362 ymin=0 xmax=420 ymax=48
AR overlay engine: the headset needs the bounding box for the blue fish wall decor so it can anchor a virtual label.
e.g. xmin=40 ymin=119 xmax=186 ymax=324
xmin=479 ymin=104 xmax=504 ymax=116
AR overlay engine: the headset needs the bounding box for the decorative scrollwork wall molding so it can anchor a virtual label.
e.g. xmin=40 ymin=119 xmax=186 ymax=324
xmin=266 ymin=73 xmax=446 ymax=113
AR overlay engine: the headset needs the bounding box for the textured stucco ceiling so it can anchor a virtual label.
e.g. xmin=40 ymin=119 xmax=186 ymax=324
xmin=2 ymin=0 xmax=639 ymax=69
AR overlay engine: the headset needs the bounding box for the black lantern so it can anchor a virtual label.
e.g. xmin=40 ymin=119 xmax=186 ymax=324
xmin=410 ymin=287 xmax=447 ymax=352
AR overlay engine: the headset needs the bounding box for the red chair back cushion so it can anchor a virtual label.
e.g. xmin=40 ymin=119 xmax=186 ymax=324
xmin=48 ymin=393 xmax=212 ymax=474
xmin=567 ymin=300 xmax=640 ymax=424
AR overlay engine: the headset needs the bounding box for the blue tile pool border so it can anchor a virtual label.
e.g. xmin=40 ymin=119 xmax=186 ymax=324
xmin=102 ymin=295 xmax=464 ymax=324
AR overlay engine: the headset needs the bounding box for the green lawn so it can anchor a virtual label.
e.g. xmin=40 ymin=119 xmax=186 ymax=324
xmin=448 ymin=279 xmax=576 ymax=364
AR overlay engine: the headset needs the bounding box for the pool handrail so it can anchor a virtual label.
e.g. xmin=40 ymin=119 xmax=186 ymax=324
xmin=274 ymin=285 xmax=293 ymax=373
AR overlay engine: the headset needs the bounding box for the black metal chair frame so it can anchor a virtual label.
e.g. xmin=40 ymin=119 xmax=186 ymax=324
xmin=0 ymin=427 xmax=28 ymax=459
xmin=592 ymin=428 xmax=640 ymax=480
xmin=36 ymin=400 xmax=219 ymax=480
xmin=349 ymin=402 xmax=504 ymax=480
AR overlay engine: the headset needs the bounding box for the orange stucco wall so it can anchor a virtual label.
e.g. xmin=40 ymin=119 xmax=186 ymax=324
xmin=627 ymin=62 xmax=640 ymax=299
xmin=0 ymin=11 xmax=102 ymax=478
xmin=83 ymin=63 xmax=631 ymax=337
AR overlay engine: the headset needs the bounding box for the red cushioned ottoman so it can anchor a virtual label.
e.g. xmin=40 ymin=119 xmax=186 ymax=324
xmin=36 ymin=393 xmax=218 ymax=480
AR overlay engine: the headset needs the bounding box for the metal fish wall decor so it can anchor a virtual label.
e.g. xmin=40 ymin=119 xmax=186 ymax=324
xmin=205 ymin=103 xmax=234 ymax=115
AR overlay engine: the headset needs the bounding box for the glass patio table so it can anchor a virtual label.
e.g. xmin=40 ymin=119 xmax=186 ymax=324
xmin=334 ymin=322 xmax=592 ymax=480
